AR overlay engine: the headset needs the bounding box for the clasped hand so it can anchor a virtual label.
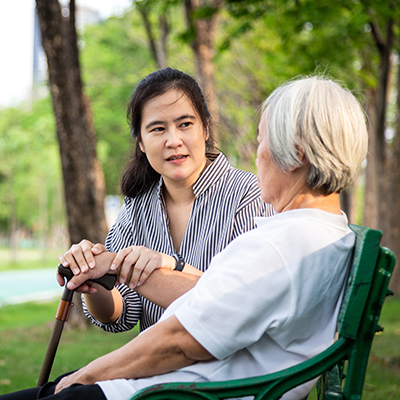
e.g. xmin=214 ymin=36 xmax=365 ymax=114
xmin=58 ymin=240 xmax=176 ymax=291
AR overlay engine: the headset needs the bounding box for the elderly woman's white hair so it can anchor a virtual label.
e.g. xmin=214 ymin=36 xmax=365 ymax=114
xmin=261 ymin=76 xmax=368 ymax=194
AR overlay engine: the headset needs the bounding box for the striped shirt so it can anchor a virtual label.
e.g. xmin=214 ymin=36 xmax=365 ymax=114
xmin=83 ymin=153 xmax=275 ymax=332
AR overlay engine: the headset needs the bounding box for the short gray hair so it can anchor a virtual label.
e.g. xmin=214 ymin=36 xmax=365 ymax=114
xmin=261 ymin=76 xmax=368 ymax=194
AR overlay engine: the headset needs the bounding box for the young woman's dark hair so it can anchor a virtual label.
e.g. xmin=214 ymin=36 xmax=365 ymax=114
xmin=121 ymin=68 xmax=216 ymax=198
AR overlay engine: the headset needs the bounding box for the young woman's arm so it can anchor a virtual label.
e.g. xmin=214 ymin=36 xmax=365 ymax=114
xmin=66 ymin=252 xmax=201 ymax=323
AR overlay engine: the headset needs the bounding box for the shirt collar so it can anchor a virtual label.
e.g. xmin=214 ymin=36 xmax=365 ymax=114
xmin=155 ymin=152 xmax=230 ymax=199
xmin=193 ymin=153 xmax=231 ymax=197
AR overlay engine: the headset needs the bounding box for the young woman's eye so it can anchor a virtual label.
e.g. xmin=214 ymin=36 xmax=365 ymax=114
xmin=180 ymin=122 xmax=192 ymax=128
xmin=151 ymin=126 xmax=164 ymax=133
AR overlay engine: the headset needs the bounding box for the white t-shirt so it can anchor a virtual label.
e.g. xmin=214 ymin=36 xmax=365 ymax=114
xmin=97 ymin=209 xmax=354 ymax=400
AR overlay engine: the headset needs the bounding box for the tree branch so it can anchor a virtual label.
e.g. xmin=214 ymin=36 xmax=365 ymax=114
xmin=137 ymin=4 xmax=161 ymax=69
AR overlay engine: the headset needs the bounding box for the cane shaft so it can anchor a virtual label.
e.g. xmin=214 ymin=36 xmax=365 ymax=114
xmin=37 ymin=319 xmax=66 ymax=386
xmin=37 ymin=287 xmax=73 ymax=387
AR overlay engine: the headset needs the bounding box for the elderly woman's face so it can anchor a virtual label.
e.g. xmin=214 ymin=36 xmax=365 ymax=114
xmin=256 ymin=111 xmax=311 ymax=212
xmin=256 ymin=112 xmax=295 ymax=211
xmin=256 ymin=112 xmax=281 ymax=205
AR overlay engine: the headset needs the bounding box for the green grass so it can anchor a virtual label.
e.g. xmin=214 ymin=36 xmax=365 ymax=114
xmin=0 ymin=295 xmax=399 ymax=398
xmin=0 ymin=300 xmax=135 ymax=394
xmin=361 ymin=296 xmax=400 ymax=399
xmin=0 ymin=248 xmax=64 ymax=271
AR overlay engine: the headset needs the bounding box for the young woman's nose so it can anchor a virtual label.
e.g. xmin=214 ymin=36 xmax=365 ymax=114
xmin=165 ymin=127 xmax=183 ymax=148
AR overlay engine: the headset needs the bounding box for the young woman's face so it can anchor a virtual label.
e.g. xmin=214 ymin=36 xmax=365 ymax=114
xmin=139 ymin=89 xmax=209 ymax=188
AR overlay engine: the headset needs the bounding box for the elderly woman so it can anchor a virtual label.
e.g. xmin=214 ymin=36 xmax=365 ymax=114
xmin=1 ymin=75 xmax=368 ymax=400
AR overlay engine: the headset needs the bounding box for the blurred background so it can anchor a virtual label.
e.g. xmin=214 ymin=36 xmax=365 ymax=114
xmin=0 ymin=1 xmax=399 ymax=397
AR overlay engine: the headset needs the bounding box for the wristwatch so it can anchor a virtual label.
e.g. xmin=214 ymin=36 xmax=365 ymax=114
xmin=172 ymin=253 xmax=185 ymax=271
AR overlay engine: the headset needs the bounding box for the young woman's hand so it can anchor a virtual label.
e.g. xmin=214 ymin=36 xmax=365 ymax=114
xmin=112 ymin=246 xmax=176 ymax=289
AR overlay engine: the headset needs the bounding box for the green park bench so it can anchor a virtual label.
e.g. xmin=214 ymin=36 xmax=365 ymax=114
xmin=129 ymin=224 xmax=396 ymax=400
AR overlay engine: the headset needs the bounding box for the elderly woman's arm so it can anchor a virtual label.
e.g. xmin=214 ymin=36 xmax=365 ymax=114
xmin=55 ymin=314 xmax=213 ymax=393
xmin=65 ymin=252 xmax=201 ymax=323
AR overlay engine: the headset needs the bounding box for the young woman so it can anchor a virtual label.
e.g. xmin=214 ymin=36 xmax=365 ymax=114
xmin=58 ymin=67 xmax=274 ymax=332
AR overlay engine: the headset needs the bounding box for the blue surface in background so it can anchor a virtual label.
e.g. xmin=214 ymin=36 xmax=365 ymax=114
xmin=0 ymin=268 xmax=63 ymax=305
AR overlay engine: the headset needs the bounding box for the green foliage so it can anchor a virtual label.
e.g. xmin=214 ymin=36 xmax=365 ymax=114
xmin=80 ymin=4 xmax=196 ymax=193
xmin=0 ymin=99 xmax=64 ymax=234
xmin=81 ymin=12 xmax=154 ymax=194
xmin=0 ymin=0 xmax=398 ymax=237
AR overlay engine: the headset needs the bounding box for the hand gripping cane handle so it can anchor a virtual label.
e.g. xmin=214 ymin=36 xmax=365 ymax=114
xmin=57 ymin=264 xmax=117 ymax=290
xmin=37 ymin=265 xmax=117 ymax=386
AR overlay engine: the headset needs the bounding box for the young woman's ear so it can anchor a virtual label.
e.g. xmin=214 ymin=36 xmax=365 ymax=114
xmin=204 ymin=119 xmax=210 ymax=142
xmin=139 ymin=142 xmax=146 ymax=153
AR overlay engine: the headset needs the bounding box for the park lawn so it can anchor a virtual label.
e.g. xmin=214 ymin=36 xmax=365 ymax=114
xmin=0 ymin=300 xmax=135 ymax=394
xmin=0 ymin=298 xmax=399 ymax=398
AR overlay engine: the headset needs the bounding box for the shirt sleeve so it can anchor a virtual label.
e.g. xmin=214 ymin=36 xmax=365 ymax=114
xmin=83 ymin=197 xmax=144 ymax=332
xmin=82 ymin=284 xmax=143 ymax=333
xmin=174 ymin=233 xmax=293 ymax=360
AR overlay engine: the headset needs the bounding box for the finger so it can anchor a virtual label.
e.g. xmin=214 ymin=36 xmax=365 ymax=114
xmin=56 ymin=272 xmax=65 ymax=287
xmin=74 ymin=283 xmax=93 ymax=293
xmin=125 ymin=247 xmax=157 ymax=288
xmin=131 ymin=251 xmax=163 ymax=287
xmin=135 ymin=258 xmax=159 ymax=286
xmin=58 ymin=254 xmax=69 ymax=267
xmin=61 ymin=251 xmax=80 ymax=275
xmin=91 ymin=243 xmax=107 ymax=255
xmin=55 ymin=377 xmax=69 ymax=394
xmin=70 ymin=244 xmax=91 ymax=274
xmin=79 ymin=240 xmax=97 ymax=269
xmin=127 ymin=251 xmax=150 ymax=288
xmin=111 ymin=247 xmax=134 ymax=272
xmin=117 ymin=249 xmax=141 ymax=286
xmin=62 ymin=244 xmax=87 ymax=275
xmin=67 ymin=270 xmax=94 ymax=290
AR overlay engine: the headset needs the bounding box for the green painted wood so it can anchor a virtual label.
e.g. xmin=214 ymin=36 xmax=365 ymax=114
xmin=130 ymin=225 xmax=396 ymax=400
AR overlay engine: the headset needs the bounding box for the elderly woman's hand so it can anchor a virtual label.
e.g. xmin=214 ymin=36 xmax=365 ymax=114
xmin=57 ymin=240 xmax=108 ymax=291
xmin=112 ymin=246 xmax=176 ymax=289
xmin=58 ymin=240 xmax=107 ymax=274
xmin=61 ymin=252 xmax=118 ymax=291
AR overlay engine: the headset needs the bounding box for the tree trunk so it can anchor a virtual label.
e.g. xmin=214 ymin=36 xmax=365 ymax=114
xmin=138 ymin=2 xmax=169 ymax=69
xmin=184 ymin=0 xmax=224 ymax=145
xmin=35 ymin=0 xmax=108 ymax=327
xmin=363 ymin=88 xmax=378 ymax=229
xmin=368 ymin=15 xmax=394 ymax=235
xmin=387 ymin=36 xmax=400 ymax=294
xmin=159 ymin=13 xmax=169 ymax=68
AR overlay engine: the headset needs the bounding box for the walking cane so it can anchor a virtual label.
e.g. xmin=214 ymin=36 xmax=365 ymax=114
xmin=37 ymin=264 xmax=117 ymax=386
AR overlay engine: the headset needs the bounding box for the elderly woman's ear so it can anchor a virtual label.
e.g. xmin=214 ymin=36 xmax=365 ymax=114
xmin=297 ymin=146 xmax=309 ymax=164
